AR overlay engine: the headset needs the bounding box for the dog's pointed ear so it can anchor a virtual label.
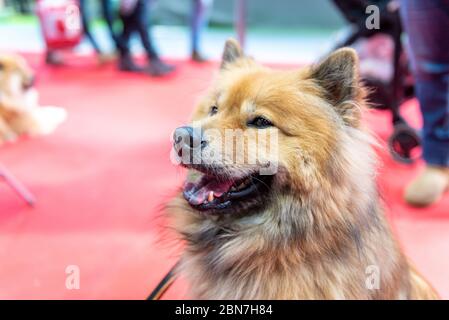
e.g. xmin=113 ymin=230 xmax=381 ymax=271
xmin=311 ymin=48 xmax=359 ymax=105
xmin=310 ymin=48 xmax=362 ymax=125
xmin=221 ymin=38 xmax=243 ymax=69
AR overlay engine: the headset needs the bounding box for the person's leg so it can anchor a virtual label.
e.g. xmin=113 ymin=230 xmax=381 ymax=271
xmin=134 ymin=0 xmax=159 ymax=60
xmin=400 ymin=0 xmax=449 ymax=206
xmin=78 ymin=0 xmax=103 ymax=55
xmin=117 ymin=10 xmax=143 ymax=72
xmin=118 ymin=13 xmax=133 ymax=56
xmin=100 ymin=0 xmax=121 ymax=51
xmin=134 ymin=0 xmax=175 ymax=76
xmin=191 ymin=0 xmax=213 ymax=61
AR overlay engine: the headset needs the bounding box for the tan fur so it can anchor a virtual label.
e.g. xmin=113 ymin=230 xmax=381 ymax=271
xmin=168 ymin=40 xmax=439 ymax=300
xmin=0 ymin=53 xmax=66 ymax=143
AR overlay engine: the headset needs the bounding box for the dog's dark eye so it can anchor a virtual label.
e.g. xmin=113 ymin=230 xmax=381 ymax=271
xmin=247 ymin=116 xmax=273 ymax=129
xmin=209 ymin=105 xmax=218 ymax=116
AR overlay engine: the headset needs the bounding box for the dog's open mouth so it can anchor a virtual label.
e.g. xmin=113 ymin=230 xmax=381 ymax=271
xmin=183 ymin=171 xmax=272 ymax=212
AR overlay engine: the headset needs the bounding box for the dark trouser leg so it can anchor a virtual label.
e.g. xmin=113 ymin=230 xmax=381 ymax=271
xmin=400 ymin=0 xmax=449 ymax=167
xmin=191 ymin=0 xmax=213 ymax=54
xmin=100 ymin=0 xmax=122 ymax=51
xmin=117 ymin=11 xmax=144 ymax=71
xmin=79 ymin=0 xmax=102 ymax=54
xmin=134 ymin=0 xmax=159 ymax=61
xmin=118 ymin=12 xmax=135 ymax=58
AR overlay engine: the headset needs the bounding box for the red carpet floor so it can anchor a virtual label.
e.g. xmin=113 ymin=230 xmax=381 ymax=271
xmin=0 ymin=54 xmax=448 ymax=299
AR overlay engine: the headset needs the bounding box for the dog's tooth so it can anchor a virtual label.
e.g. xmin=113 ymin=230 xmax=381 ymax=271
xmin=208 ymin=191 xmax=214 ymax=202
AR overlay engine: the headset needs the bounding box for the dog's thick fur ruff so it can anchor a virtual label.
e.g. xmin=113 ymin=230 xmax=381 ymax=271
xmin=0 ymin=53 xmax=66 ymax=144
xmin=168 ymin=40 xmax=438 ymax=300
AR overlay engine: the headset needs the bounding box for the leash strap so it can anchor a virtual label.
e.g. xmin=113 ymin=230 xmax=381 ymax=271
xmin=147 ymin=261 xmax=179 ymax=300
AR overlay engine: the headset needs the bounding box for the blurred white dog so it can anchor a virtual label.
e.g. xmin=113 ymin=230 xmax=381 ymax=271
xmin=0 ymin=53 xmax=67 ymax=143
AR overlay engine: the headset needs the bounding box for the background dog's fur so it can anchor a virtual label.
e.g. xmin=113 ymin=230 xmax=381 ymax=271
xmin=0 ymin=53 xmax=66 ymax=144
xmin=168 ymin=40 xmax=438 ymax=299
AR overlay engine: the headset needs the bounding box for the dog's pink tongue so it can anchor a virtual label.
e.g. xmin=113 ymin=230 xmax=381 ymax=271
xmin=188 ymin=180 xmax=234 ymax=205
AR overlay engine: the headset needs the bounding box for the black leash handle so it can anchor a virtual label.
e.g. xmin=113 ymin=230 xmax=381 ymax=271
xmin=147 ymin=260 xmax=180 ymax=300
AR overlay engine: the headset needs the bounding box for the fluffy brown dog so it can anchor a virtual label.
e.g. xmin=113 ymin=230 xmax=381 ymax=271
xmin=0 ymin=53 xmax=66 ymax=144
xmin=169 ymin=39 xmax=438 ymax=299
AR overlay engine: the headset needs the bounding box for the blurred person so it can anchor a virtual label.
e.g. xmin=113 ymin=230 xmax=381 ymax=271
xmin=118 ymin=0 xmax=175 ymax=76
xmin=400 ymin=0 xmax=449 ymax=207
xmin=191 ymin=0 xmax=214 ymax=62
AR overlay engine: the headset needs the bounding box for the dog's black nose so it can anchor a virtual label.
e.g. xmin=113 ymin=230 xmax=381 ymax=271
xmin=173 ymin=126 xmax=207 ymax=158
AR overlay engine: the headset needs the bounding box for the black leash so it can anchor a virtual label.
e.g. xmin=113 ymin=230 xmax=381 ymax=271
xmin=147 ymin=260 xmax=180 ymax=300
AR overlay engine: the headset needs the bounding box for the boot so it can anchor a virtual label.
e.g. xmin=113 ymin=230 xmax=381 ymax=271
xmin=191 ymin=50 xmax=207 ymax=63
xmin=146 ymin=58 xmax=176 ymax=77
xmin=118 ymin=54 xmax=144 ymax=72
xmin=404 ymin=166 xmax=449 ymax=207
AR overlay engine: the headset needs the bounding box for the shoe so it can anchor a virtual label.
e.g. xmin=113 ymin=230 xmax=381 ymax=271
xmin=191 ymin=50 xmax=207 ymax=63
xmin=98 ymin=53 xmax=116 ymax=65
xmin=146 ymin=58 xmax=176 ymax=76
xmin=118 ymin=55 xmax=144 ymax=72
xmin=404 ymin=166 xmax=449 ymax=207
xmin=45 ymin=51 xmax=64 ymax=66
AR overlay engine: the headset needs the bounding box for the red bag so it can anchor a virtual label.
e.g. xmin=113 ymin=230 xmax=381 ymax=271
xmin=36 ymin=0 xmax=83 ymax=50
